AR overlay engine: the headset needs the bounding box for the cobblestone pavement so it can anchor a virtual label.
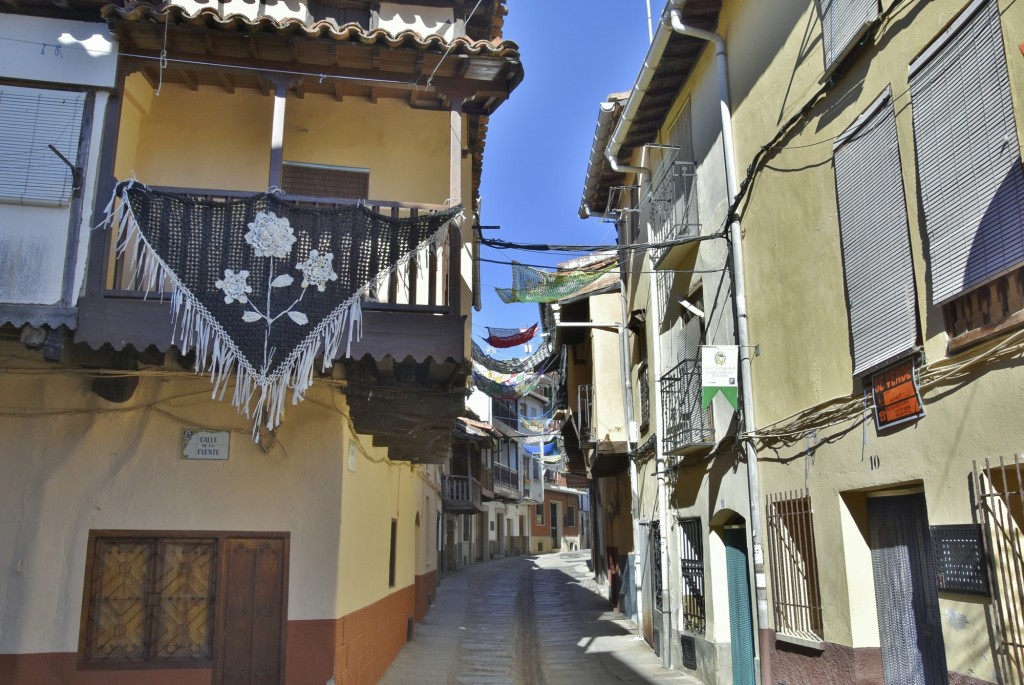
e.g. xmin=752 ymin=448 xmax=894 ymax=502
xmin=379 ymin=551 xmax=701 ymax=685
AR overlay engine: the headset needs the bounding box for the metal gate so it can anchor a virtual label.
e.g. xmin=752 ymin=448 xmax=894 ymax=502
xmin=867 ymin=493 xmax=947 ymax=685
xmin=973 ymin=456 xmax=1024 ymax=684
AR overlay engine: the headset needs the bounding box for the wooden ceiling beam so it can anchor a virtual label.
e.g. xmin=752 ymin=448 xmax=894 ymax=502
xmin=179 ymin=68 xmax=199 ymax=91
xmin=216 ymin=71 xmax=235 ymax=94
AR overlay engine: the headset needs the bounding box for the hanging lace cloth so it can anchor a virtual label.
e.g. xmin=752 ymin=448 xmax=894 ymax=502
xmin=496 ymin=261 xmax=616 ymax=304
xmin=471 ymin=338 xmax=555 ymax=374
xmin=108 ymin=180 xmax=462 ymax=436
xmin=483 ymin=323 xmax=538 ymax=349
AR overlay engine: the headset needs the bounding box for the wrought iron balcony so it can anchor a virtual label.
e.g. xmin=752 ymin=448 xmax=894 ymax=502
xmin=661 ymin=358 xmax=713 ymax=455
xmin=442 ymin=475 xmax=483 ymax=514
xmin=644 ymin=160 xmax=699 ymax=267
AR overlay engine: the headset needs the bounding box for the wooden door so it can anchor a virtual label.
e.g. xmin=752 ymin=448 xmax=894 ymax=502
xmin=216 ymin=537 xmax=288 ymax=685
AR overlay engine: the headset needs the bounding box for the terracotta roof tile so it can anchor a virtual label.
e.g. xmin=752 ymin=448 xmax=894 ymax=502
xmin=101 ymin=3 xmax=520 ymax=59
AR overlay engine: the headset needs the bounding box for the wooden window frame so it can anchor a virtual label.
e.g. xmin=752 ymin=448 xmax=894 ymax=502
xmin=78 ymin=530 xmax=289 ymax=671
xmin=566 ymin=505 xmax=576 ymax=528
xmin=535 ymin=504 xmax=544 ymax=525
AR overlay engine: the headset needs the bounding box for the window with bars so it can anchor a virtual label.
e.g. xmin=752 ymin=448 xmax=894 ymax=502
xmin=566 ymin=505 xmax=576 ymax=528
xmin=536 ymin=503 xmax=544 ymax=525
xmin=678 ymin=517 xmax=706 ymax=635
xmin=637 ymin=360 xmax=650 ymax=432
xmin=80 ymin=534 xmax=216 ymax=666
xmin=816 ymin=0 xmax=878 ymax=68
xmin=0 ymin=85 xmax=85 ymax=206
xmin=833 ymin=89 xmax=918 ymax=375
xmin=281 ymin=162 xmax=369 ymax=200
xmin=909 ymin=0 xmax=1024 ymax=348
xmin=765 ymin=491 xmax=824 ymax=642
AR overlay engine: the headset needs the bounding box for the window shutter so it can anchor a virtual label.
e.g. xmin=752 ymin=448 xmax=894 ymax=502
xmin=910 ymin=0 xmax=1024 ymax=304
xmin=833 ymin=91 xmax=918 ymax=375
xmin=0 ymin=86 xmax=85 ymax=206
xmin=819 ymin=0 xmax=878 ymax=67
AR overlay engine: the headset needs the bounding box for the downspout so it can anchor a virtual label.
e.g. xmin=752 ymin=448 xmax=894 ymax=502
xmin=668 ymin=8 xmax=771 ymax=685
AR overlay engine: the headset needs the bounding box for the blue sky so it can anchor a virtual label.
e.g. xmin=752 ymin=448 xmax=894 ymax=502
xmin=473 ymin=1 xmax=653 ymax=345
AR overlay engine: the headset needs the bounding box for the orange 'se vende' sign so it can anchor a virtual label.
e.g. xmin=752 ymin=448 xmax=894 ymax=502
xmin=871 ymin=358 xmax=926 ymax=430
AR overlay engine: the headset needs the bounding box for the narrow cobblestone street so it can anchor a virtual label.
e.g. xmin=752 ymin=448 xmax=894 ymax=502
xmin=379 ymin=551 xmax=700 ymax=685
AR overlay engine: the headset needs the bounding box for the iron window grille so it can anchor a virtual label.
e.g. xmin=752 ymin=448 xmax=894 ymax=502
xmin=651 ymin=520 xmax=664 ymax=612
xmin=638 ymin=360 xmax=650 ymax=432
xmin=577 ymin=384 xmax=595 ymax=443
xmin=765 ymin=491 xmax=824 ymax=642
xmin=678 ymin=517 xmax=706 ymax=635
xmin=973 ymin=454 xmax=1024 ymax=682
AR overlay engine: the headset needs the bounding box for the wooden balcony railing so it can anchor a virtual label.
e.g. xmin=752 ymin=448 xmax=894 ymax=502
xmin=442 ymin=475 xmax=483 ymax=513
xmin=78 ymin=186 xmax=464 ymax=359
xmin=493 ymin=463 xmax=519 ymax=493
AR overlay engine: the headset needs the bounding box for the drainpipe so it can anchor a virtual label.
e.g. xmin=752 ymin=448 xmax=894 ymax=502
xmin=668 ymin=7 xmax=771 ymax=685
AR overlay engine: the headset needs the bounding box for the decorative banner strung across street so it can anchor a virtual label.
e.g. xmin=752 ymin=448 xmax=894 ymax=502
xmin=701 ymin=345 xmax=739 ymax=410
xmin=109 ymin=180 xmax=462 ymax=437
xmin=871 ymin=357 xmax=925 ymax=431
xmin=484 ymin=323 xmax=539 ymax=348
xmin=471 ymin=362 xmax=544 ymax=400
xmin=495 ymin=261 xmax=616 ymax=304
xmin=471 ymin=338 xmax=555 ymax=374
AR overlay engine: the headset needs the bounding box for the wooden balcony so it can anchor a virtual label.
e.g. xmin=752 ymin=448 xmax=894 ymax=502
xmin=442 ymin=475 xmax=483 ymax=514
xmin=76 ymin=186 xmax=469 ymax=463
xmin=491 ymin=463 xmax=520 ymax=501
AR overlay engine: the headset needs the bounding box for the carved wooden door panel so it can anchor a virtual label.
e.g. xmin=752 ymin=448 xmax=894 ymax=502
xmin=215 ymin=537 xmax=287 ymax=685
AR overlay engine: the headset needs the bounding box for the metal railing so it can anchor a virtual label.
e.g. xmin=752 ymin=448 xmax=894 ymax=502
xmin=973 ymin=455 xmax=1024 ymax=684
xmin=577 ymin=384 xmax=595 ymax=444
xmin=103 ymin=186 xmax=456 ymax=311
xmin=643 ymin=159 xmax=699 ymax=264
xmin=660 ymin=358 xmax=713 ymax=453
xmin=765 ymin=490 xmax=824 ymax=642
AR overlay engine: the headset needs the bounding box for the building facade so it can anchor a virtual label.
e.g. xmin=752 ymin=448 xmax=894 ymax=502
xmin=579 ymin=1 xmax=1024 ymax=684
xmin=0 ymin=2 xmax=521 ymax=685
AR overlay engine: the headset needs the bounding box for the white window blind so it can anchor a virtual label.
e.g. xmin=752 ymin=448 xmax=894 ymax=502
xmin=818 ymin=0 xmax=878 ymax=67
xmin=910 ymin=0 xmax=1024 ymax=304
xmin=0 ymin=86 xmax=85 ymax=206
xmin=833 ymin=90 xmax=918 ymax=375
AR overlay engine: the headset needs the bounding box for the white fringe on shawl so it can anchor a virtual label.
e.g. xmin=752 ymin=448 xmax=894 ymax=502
xmin=108 ymin=180 xmax=459 ymax=438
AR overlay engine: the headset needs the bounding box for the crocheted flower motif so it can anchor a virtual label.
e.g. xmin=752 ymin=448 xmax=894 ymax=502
xmin=215 ymin=269 xmax=252 ymax=304
xmin=245 ymin=211 xmax=296 ymax=259
xmin=296 ymin=249 xmax=338 ymax=292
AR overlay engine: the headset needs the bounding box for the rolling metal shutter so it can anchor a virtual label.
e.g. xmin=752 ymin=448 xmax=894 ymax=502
xmin=819 ymin=0 xmax=878 ymax=67
xmin=909 ymin=0 xmax=1024 ymax=304
xmin=833 ymin=90 xmax=917 ymax=375
xmin=0 ymin=85 xmax=85 ymax=206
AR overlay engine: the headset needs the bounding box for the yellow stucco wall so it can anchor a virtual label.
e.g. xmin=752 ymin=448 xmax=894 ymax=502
xmin=0 ymin=345 xmax=440 ymax=655
xmin=114 ymin=81 xmax=453 ymax=202
xmin=715 ymin=0 xmax=1024 ymax=679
